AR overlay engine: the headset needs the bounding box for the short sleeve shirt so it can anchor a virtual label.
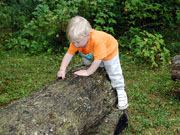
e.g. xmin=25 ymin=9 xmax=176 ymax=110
xmin=67 ymin=29 xmax=118 ymax=61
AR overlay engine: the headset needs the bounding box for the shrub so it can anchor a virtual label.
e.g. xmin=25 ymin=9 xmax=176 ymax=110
xmin=92 ymin=0 xmax=117 ymax=35
xmin=6 ymin=1 xmax=78 ymax=54
xmin=0 ymin=0 xmax=41 ymax=30
xmin=5 ymin=0 xmax=118 ymax=54
xmin=120 ymin=28 xmax=170 ymax=68
xmin=2 ymin=0 xmax=179 ymax=58
xmin=123 ymin=0 xmax=179 ymax=29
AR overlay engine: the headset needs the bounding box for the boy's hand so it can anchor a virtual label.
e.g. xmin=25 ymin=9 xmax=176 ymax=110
xmin=74 ymin=70 xmax=89 ymax=76
xmin=57 ymin=70 xmax=66 ymax=79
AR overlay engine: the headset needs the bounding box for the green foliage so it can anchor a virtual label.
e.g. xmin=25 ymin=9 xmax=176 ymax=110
xmin=160 ymin=26 xmax=180 ymax=55
xmin=75 ymin=0 xmax=117 ymax=35
xmin=123 ymin=0 xmax=178 ymax=28
xmin=0 ymin=2 xmax=11 ymax=29
xmin=0 ymin=0 xmax=179 ymax=65
xmin=176 ymin=10 xmax=180 ymax=23
xmin=5 ymin=0 xmax=118 ymax=54
xmin=124 ymin=1 xmax=162 ymax=25
xmin=92 ymin=0 xmax=117 ymax=35
xmin=119 ymin=28 xmax=170 ymax=68
xmin=0 ymin=0 xmax=41 ymax=30
xmin=6 ymin=1 xmax=78 ymax=54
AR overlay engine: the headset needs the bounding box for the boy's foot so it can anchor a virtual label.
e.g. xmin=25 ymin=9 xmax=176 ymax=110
xmin=117 ymin=90 xmax=128 ymax=110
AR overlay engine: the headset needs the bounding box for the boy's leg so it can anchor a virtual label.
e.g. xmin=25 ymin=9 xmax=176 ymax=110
xmin=82 ymin=57 xmax=104 ymax=67
xmin=82 ymin=57 xmax=92 ymax=66
xmin=103 ymin=53 xmax=128 ymax=110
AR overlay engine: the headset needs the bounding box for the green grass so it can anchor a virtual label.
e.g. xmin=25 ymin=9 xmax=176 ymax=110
xmin=121 ymin=54 xmax=180 ymax=134
xmin=0 ymin=49 xmax=179 ymax=134
xmin=0 ymin=49 xmax=81 ymax=105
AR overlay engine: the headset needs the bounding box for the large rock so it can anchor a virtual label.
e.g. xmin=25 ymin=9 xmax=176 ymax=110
xmin=172 ymin=55 xmax=180 ymax=81
xmin=85 ymin=109 xmax=128 ymax=135
xmin=0 ymin=65 xmax=120 ymax=135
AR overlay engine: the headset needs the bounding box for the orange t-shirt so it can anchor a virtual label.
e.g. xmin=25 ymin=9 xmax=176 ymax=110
xmin=67 ymin=29 xmax=118 ymax=61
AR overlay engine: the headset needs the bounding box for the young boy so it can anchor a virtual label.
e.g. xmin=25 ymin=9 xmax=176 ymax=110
xmin=57 ymin=16 xmax=128 ymax=110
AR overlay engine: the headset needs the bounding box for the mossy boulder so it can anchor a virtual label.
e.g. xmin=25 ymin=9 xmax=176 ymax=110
xmin=0 ymin=65 xmax=122 ymax=135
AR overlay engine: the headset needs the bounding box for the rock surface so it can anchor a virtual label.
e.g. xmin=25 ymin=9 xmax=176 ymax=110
xmin=0 ymin=65 xmax=123 ymax=135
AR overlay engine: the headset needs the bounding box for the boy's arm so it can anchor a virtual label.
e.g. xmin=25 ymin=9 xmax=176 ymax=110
xmin=74 ymin=59 xmax=102 ymax=76
xmin=57 ymin=52 xmax=73 ymax=79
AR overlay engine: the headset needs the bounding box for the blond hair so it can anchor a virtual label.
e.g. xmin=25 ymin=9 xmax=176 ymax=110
xmin=66 ymin=16 xmax=92 ymax=42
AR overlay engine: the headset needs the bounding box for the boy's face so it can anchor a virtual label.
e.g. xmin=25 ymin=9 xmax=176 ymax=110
xmin=72 ymin=35 xmax=89 ymax=48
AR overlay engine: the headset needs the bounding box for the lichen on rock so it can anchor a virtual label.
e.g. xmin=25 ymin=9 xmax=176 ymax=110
xmin=0 ymin=65 xmax=120 ymax=135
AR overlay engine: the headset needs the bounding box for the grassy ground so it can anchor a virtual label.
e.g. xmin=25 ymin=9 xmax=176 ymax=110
xmin=0 ymin=49 xmax=179 ymax=134
xmin=122 ymin=54 xmax=180 ymax=134
xmin=0 ymin=50 xmax=81 ymax=105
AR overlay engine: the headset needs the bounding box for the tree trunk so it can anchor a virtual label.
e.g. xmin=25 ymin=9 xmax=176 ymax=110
xmin=0 ymin=66 xmax=120 ymax=135
xmin=172 ymin=55 xmax=180 ymax=81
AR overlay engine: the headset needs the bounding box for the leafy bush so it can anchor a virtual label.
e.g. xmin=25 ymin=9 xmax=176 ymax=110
xmin=5 ymin=0 xmax=118 ymax=54
xmin=119 ymin=28 xmax=170 ymax=68
xmin=167 ymin=42 xmax=180 ymax=54
xmin=123 ymin=0 xmax=180 ymax=29
xmin=0 ymin=0 xmax=41 ymax=30
xmin=1 ymin=0 xmax=179 ymax=59
xmin=6 ymin=1 xmax=79 ymax=54
xmin=91 ymin=0 xmax=117 ymax=35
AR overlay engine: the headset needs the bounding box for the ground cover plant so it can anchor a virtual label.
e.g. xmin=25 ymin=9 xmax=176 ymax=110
xmin=0 ymin=49 xmax=179 ymax=134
